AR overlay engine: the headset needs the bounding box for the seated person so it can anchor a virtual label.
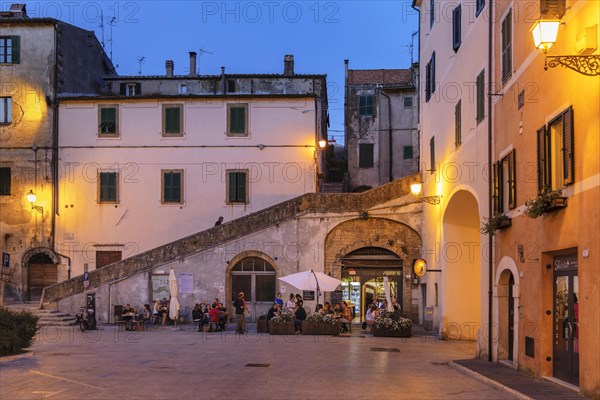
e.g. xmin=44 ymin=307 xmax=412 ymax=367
xmin=208 ymin=306 xmax=221 ymax=331
xmin=322 ymin=302 xmax=334 ymax=315
xmin=266 ymin=303 xmax=281 ymax=332
xmin=274 ymin=292 xmax=284 ymax=307
xmin=217 ymin=303 xmax=228 ymax=331
xmin=294 ymin=300 xmax=307 ymax=333
xmin=392 ymin=303 xmax=402 ymax=320
xmin=315 ymin=304 xmax=323 ymax=314
xmin=153 ymin=300 xmax=163 ymax=325
xmin=365 ymin=304 xmax=378 ymax=328
xmin=339 ymin=302 xmax=352 ymax=333
xmin=192 ymin=304 xmax=203 ymax=331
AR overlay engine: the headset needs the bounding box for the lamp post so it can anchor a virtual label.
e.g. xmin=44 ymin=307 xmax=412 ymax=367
xmin=531 ymin=19 xmax=600 ymax=76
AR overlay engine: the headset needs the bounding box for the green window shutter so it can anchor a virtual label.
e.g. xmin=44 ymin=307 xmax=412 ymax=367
xmin=100 ymin=107 xmax=116 ymax=133
xmin=502 ymin=10 xmax=512 ymax=82
xmin=366 ymin=95 xmax=374 ymax=115
xmin=508 ymin=149 xmax=516 ymax=209
xmin=120 ymin=83 xmax=127 ymax=95
xmin=230 ymin=107 xmax=246 ymax=134
xmin=476 ymin=71 xmax=485 ymax=123
xmin=429 ymin=137 xmax=436 ymax=172
xmin=100 ymin=172 xmax=117 ymax=202
xmin=455 ymin=100 xmax=461 ymax=147
xmin=11 ymin=36 xmax=20 ymax=64
xmin=359 ymin=144 xmax=374 ymax=168
xmin=135 ymin=83 xmax=142 ymax=95
xmin=562 ymin=106 xmax=574 ymax=185
xmin=165 ymin=107 xmax=180 ymax=133
xmin=493 ymin=161 xmax=500 ymax=214
xmin=228 ymin=173 xmax=237 ymax=202
xmin=403 ymin=146 xmax=413 ymax=159
xmin=431 ymin=52 xmax=436 ymax=94
xmin=164 ymin=172 xmax=181 ymax=203
xmin=237 ymin=172 xmax=247 ymax=203
xmin=536 ymin=126 xmax=547 ymax=192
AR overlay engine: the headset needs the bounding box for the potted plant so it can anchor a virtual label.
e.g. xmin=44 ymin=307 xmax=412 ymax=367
xmin=480 ymin=214 xmax=512 ymax=235
xmin=302 ymin=313 xmax=340 ymax=335
xmin=372 ymin=311 xmax=412 ymax=337
xmin=269 ymin=310 xmax=295 ymax=335
xmin=524 ymin=187 xmax=567 ymax=219
xmin=256 ymin=314 xmax=268 ymax=333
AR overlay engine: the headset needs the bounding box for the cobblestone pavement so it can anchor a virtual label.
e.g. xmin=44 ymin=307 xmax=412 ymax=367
xmin=0 ymin=325 xmax=512 ymax=400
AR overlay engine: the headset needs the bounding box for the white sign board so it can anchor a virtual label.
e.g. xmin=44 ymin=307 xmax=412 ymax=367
xmin=178 ymin=272 xmax=193 ymax=294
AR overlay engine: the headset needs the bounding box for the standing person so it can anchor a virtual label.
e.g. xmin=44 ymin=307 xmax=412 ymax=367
xmin=294 ymin=300 xmax=307 ymax=333
xmin=214 ymin=216 xmax=224 ymax=226
xmin=274 ymin=292 xmax=284 ymax=307
xmin=233 ymin=292 xmax=248 ymax=334
xmin=286 ymin=293 xmax=296 ymax=312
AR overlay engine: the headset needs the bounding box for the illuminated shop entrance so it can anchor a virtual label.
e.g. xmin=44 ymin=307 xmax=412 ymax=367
xmin=340 ymin=247 xmax=403 ymax=323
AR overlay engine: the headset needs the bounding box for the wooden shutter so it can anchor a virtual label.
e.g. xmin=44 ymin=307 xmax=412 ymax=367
xmin=502 ymin=10 xmax=512 ymax=82
xmin=453 ymin=5 xmax=461 ymax=51
xmin=230 ymin=106 xmax=246 ymax=133
xmin=100 ymin=107 xmax=116 ymax=134
xmin=119 ymin=83 xmax=127 ymax=95
xmin=476 ymin=71 xmax=485 ymax=122
xmin=429 ymin=137 xmax=436 ymax=172
xmin=11 ymin=36 xmax=20 ymax=64
xmin=228 ymin=172 xmax=237 ymax=202
xmin=493 ymin=161 xmax=500 ymax=214
xmin=366 ymin=95 xmax=374 ymax=115
xmin=508 ymin=149 xmax=516 ymax=209
xmin=455 ymin=100 xmax=461 ymax=146
xmin=359 ymin=144 xmax=374 ymax=168
xmin=135 ymin=83 xmax=142 ymax=95
xmin=425 ymin=62 xmax=431 ymax=101
xmin=431 ymin=52 xmax=436 ymax=94
xmin=237 ymin=172 xmax=247 ymax=203
xmin=96 ymin=251 xmax=122 ymax=268
xmin=164 ymin=172 xmax=181 ymax=203
xmin=536 ymin=126 xmax=547 ymax=192
xmin=562 ymin=106 xmax=574 ymax=185
xmin=165 ymin=107 xmax=180 ymax=134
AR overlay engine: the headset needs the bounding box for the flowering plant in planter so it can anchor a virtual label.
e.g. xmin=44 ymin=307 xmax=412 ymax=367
xmin=480 ymin=214 xmax=511 ymax=235
xmin=305 ymin=313 xmax=338 ymax=326
xmin=373 ymin=311 xmax=412 ymax=332
xmin=524 ymin=187 xmax=565 ymax=219
xmin=269 ymin=310 xmax=293 ymax=325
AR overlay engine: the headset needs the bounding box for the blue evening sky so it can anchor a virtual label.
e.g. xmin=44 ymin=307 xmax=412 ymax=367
xmin=20 ymin=0 xmax=419 ymax=144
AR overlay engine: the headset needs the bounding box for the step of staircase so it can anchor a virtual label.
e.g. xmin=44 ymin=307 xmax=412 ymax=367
xmin=3 ymin=303 xmax=75 ymax=326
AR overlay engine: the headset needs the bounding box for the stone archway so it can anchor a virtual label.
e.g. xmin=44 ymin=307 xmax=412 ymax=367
xmin=494 ymin=256 xmax=520 ymax=365
xmin=226 ymin=251 xmax=279 ymax=322
xmin=441 ymin=190 xmax=481 ymax=341
xmin=23 ymin=247 xmax=60 ymax=302
xmin=324 ymin=218 xmax=422 ymax=320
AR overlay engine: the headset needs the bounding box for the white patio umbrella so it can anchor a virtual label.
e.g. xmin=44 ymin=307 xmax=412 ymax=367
xmin=168 ymin=268 xmax=180 ymax=324
xmin=278 ymin=270 xmax=343 ymax=305
xmin=383 ymin=275 xmax=393 ymax=312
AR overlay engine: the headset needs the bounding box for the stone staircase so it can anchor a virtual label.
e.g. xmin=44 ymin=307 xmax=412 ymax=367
xmin=321 ymin=182 xmax=344 ymax=193
xmin=3 ymin=301 xmax=75 ymax=326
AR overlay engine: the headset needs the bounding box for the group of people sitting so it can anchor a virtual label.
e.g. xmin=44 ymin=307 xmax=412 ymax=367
xmin=120 ymin=303 xmax=152 ymax=331
xmin=191 ymin=298 xmax=229 ymax=332
xmin=152 ymin=298 xmax=172 ymax=326
xmin=266 ymin=292 xmax=353 ymax=333
xmin=364 ymin=300 xmax=402 ymax=330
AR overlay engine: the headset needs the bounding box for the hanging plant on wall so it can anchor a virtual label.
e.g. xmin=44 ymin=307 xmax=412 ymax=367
xmin=480 ymin=214 xmax=512 ymax=235
xmin=524 ymin=187 xmax=567 ymax=219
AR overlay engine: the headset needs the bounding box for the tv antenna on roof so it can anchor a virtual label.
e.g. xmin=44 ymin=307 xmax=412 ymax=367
xmin=198 ymin=47 xmax=214 ymax=73
xmin=137 ymin=56 xmax=146 ymax=75
xmin=107 ymin=15 xmax=117 ymax=62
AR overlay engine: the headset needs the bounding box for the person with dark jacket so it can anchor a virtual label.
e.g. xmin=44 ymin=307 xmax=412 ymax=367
xmin=266 ymin=303 xmax=281 ymax=332
xmin=294 ymin=300 xmax=307 ymax=333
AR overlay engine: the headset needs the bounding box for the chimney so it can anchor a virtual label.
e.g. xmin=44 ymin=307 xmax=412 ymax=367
xmin=221 ymin=67 xmax=226 ymax=94
xmin=189 ymin=52 xmax=197 ymax=76
xmin=165 ymin=60 xmax=174 ymax=77
xmin=284 ymin=55 xmax=294 ymax=76
xmin=7 ymin=3 xmax=27 ymax=18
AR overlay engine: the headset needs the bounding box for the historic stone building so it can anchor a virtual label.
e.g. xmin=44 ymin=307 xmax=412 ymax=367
xmin=0 ymin=4 xmax=114 ymax=302
xmin=344 ymin=61 xmax=419 ymax=191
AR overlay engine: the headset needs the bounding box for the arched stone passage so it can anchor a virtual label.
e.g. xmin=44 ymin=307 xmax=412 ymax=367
xmin=441 ymin=190 xmax=481 ymax=340
xmin=22 ymin=247 xmax=60 ymax=302
xmin=226 ymin=251 xmax=279 ymax=322
xmin=324 ymin=218 xmax=422 ymax=320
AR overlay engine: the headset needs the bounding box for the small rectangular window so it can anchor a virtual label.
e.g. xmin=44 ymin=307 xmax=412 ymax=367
xmin=403 ymin=146 xmax=414 ymax=159
xmin=0 ymin=167 xmax=11 ymax=195
xmin=358 ymin=95 xmax=374 ymax=116
xmin=404 ymin=96 xmax=413 ymax=108
xmin=455 ymin=100 xmax=462 ymax=147
xmin=178 ymin=84 xmax=187 ymax=94
xmin=96 ymin=251 xmax=122 ymax=268
xmin=98 ymin=172 xmax=118 ymax=203
xmin=98 ymin=105 xmax=118 ymax=136
xmin=227 ymin=80 xmax=236 ymax=93
xmin=227 ymin=170 xmax=248 ymax=204
xmin=162 ymin=170 xmax=183 ymax=204
xmin=359 ymin=144 xmax=374 ymax=168
xmin=120 ymin=82 xmax=141 ymax=96
xmin=452 ymin=5 xmax=462 ymax=52
xmin=0 ymin=97 xmax=12 ymax=124
xmin=0 ymin=36 xmax=19 ymax=64
xmin=163 ymin=104 xmax=183 ymax=136
xmin=227 ymin=104 xmax=248 ymax=136
xmin=476 ymin=70 xmax=485 ymax=123
xmin=494 ymin=150 xmax=517 ymax=213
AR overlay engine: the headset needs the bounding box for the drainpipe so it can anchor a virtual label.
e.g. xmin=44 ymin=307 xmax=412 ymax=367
xmin=487 ymin=0 xmax=494 ymax=362
xmin=380 ymin=90 xmax=393 ymax=182
xmin=344 ymin=60 xmax=349 ymax=151
xmin=51 ymin=22 xmax=59 ymax=248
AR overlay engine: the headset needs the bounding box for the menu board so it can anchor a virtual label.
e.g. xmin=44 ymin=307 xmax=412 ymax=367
xmin=178 ymin=272 xmax=193 ymax=294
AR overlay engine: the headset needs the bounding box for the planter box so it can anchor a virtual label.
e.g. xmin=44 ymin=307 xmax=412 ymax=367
xmin=269 ymin=322 xmax=295 ymax=335
xmin=544 ymin=197 xmax=568 ymax=213
xmin=301 ymin=321 xmax=340 ymax=335
xmin=497 ymin=217 xmax=512 ymax=230
xmin=257 ymin=319 xmax=267 ymax=333
xmin=372 ymin=326 xmax=411 ymax=338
